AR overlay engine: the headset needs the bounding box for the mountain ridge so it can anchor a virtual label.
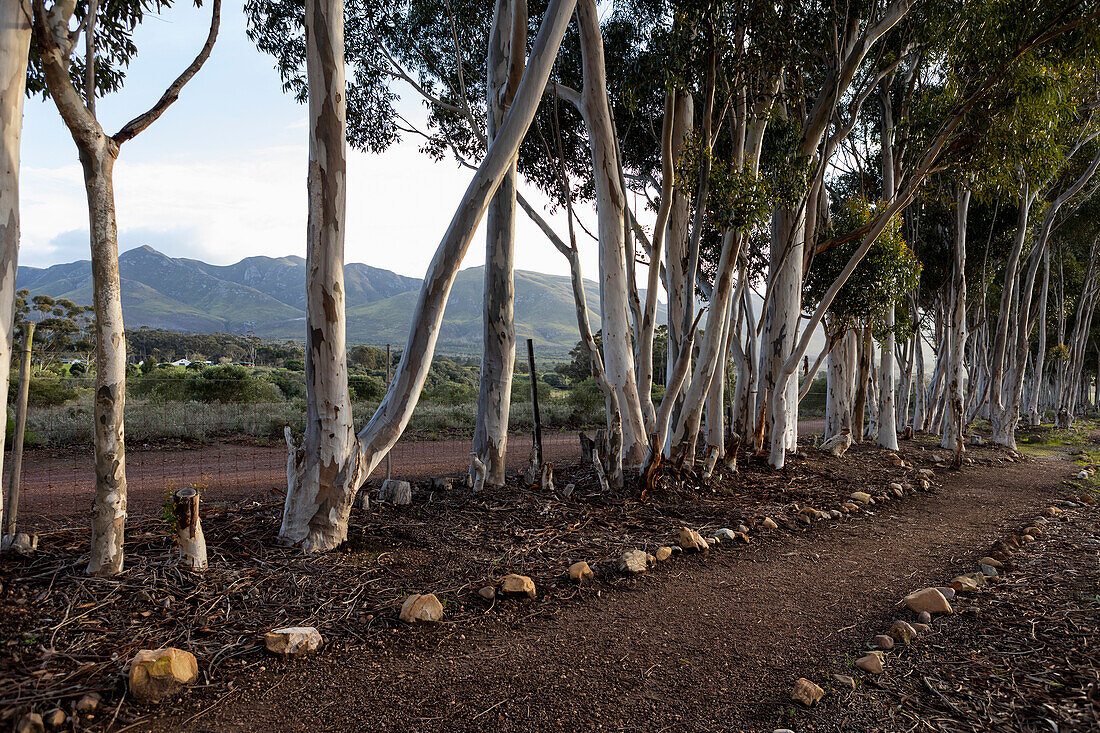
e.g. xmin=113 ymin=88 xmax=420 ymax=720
xmin=16 ymin=246 xmax=625 ymax=354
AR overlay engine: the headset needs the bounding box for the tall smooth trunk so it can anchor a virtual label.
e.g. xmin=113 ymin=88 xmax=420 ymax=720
xmin=576 ymin=0 xmax=646 ymax=466
xmin=1026 ymin=247 xmax=1050 ymax=426
xmin=942 ymin=188 xmax=970 ymax=455
xmin=0 ymin=0 xmax=31 ymax=534
xmin=473 ymin=0 xmax=526 ymax=487
xmin=279 ymin=0 xmax=357 ymax=545
xmin=664 ymin=91 xmax=693 ymax=435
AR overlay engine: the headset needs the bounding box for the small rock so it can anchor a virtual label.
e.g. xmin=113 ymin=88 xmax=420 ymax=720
xmin=478 ymin=586 xmax=496 ymax=601
xmin=1043 ymin=506 xmax=1063 ymax=517
xmin=619 ymin=549 xmax=650 ymax=574
xmin=980 ymin=563 xmax=998 ymax=577
xmin=798 ymin=514 xmax=812 ymax=525
xmin=936 ymin=586 xmax=956 ymax=601
xmin=735 ymin=524 xmax=750 ymax=534
xmin=42 ymin=710 xmax=66 ymax=729
xmin=889 ymin=482 xmax=904 ymax=495
xmin=872 ymin=634 xmax=895 ymax=650
xmin=917 ymin=468 xmax=934 ymax=480
xmin=790 ymin=677 xmax=824 ymax=707
xmin=15 ymin=713 xmax=43 ymax=733
xmin=431 ymin=477 xmax=454 ymax=492
xmin=128 ymin=647 xmax=199 ymax=702
xmin=399 ymin=593 xmax=445 ymax=623
xmin=841 ymin=502 xmax=860 ymax=513
xmin=706 ymin=537 xmax=718 ymax=547
xmin=75 ymin=692 xmax=101 ymax=714
xmin=913 ymin=622 xmax=931 ymax=633
xmin=734 ymin=532 xmax=750 ymax=544
xmin=654 ymin=546 xmax=673 ymax=562
xmin=950 ymin=573 xmax=986 ymax=592
xmin=855 ymin=653 xmax=884 ymax=674
xmin=264 ymin=627 xmax=323 ymax=657
xmin=1024 ymin=525 xmax=1043 ymax=537
xmin=832 ymin=673 xmax=856 ymax=690
xmin=829 ymin=510 xmax=843 ymax=519
xmin=979 ymin=557 xmax=1003 ymax=569
xmin=1076 ymin=470 xmax=1089 ymax=480
xmin=714 ymin=528 xmax=738 ymax=542
xmin=850 ymin=491 xmax=873 ymax=504
xmin=919 ymin=478 xmax=932 ymax=491
xmin=562 ymin=483 xmax=575 ymax=499
xmin=568 ymin=561 xmax=593 ymax=584
xmin=501 ymin=574 xmax=537 ymax=598
xmin=1022 ymin=534 xmax=1035 ymax=542
xmin=678 ymin=527 xmax=709 ymax=552
xmin=761 ymin=517 xmax=778 ymax=530
xmin=970 ymin=435 xmax=984 ymax=446
xmin=904 ymin=587 xmax=953 ymax=615
xmin=917 ymin=611 xmax=932 ymax=625
xmin=889 ymin=620 xmax=917 ymax=645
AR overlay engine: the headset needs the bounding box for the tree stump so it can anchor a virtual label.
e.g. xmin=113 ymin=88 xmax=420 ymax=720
xmin=172 ymin=487 xmax=207 ymax=570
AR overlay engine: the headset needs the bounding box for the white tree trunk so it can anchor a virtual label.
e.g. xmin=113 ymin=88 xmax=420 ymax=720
xmin=878 ymin=306 xmax=899 ymax=449
xmin=942 ymin=187 xmax=970 ymax=457
xmin=664 ymin=91 xmax=693 ymax=437
xmin=0 ymin=0 xmax=31 ymax=535
xmin=761 ymin=206 xmax=803 ymax=462
xmin=1026 ymin=246 xmax=1050 ymax=426
xmin=473 ymin=0 xmax=526 ymax=488
xmin=280 ymin=0 xmax=579 ymax=551
xmin=576 ymin=0 xmax=647 ymax=467
xmin=279 ymin=0 xmax=361 ymax=546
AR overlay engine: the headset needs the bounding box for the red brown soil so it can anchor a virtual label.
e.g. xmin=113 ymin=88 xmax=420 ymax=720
xmin=142 ymin=445 xmax=1083 ymax=730
xmin=11 ymin=421 xmax=826 ymax=527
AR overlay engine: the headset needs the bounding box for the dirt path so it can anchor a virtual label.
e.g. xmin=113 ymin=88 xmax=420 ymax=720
xmin=145 ymin=449 xmax=1078 ymax=732
xmin=14 ymin=421 xmax=827 ymax=525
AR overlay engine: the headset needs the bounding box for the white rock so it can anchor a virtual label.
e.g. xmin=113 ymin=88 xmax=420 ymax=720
xmin=400 ymin=593 xmax=445 ymax=623
xmin=264 ymin=626 xmax=323 ymax=657
xmin=714 ymin=528 xmax=738 ymax=542
xmin=128 ymin=648 xmax=199 ymax=702
xmin=619 ymin=549 xmax=650 ymax=574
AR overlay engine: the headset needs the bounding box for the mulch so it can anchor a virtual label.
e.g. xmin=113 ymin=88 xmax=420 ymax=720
xmin=0 ymin=431 xmax=1081 ymax=731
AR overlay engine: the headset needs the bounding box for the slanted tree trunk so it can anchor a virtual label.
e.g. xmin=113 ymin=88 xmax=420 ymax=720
xmin=851 ymin=326 xmax=872 ymax=442
xmin=34 ymin=0 xmax=221 ymax=573
xmin=280 ymin=0 xmax=360 ymax=544
xmin=664 ymin=91 xmax=693 ymax=440
xmin=942 ymin=187 xmax=970 ymax=459
xmin=0 ymin=0 xmax=32 ymax=535
xmin=280 ymin=0 xmax=579 ymax=551
xmin=473 ymin=0 xmax=526 ymax=489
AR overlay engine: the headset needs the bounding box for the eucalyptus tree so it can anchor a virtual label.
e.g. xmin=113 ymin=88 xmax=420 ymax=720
xmin=0 ymin=0 xmax=32 ymax=537
xmin=31 ymin=0 xmax=221 ymax=574
xmin=254 ymin=0 xmax=580 ymax=551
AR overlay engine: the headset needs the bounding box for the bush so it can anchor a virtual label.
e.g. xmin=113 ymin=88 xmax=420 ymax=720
xmin=422 ymin=381 xmax=476 ymax=406
xmin=268 ymin=369 xmax=307 ymax=400
xmin=283 ymin=359 xmax=305 ymax=371
xmin=349 ymin=374 xmax=384 ymax=402
xmin=190 ymin=364 xmax=281 ymax=403
xmin=567 ymin=378 xmax=604 ymax=418
xmin=12 ymin=377 xmax=80 ymax=407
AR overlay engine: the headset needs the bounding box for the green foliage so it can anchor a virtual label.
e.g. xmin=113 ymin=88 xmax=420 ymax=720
xmin=16 ymin=377 xmax=80 ymax=407
xmin=348 ymin=374 xmax=383 ymax=402
xmin=567 ymin=378 xmax=604 ymax=417
xmin=808 ymin=197 xmax=921 ymax=334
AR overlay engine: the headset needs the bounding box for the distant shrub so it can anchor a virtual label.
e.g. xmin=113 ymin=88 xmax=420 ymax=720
xmin=190 ymin=364 xmax=281 ymax=403
xmin=14 ymin=377 xmax=80 ymax=407
xmin=423 ymin=381 xmax=476 ymax=406
xmin=567 ymin=378 xmax=604 ymax=417
xmin=349 ymin=374 xmax=383 ymax=402
xmin=266 ymin=369 xmax=305 ymax=400
xmin=283 ymin=359 xmax=305 ymax=371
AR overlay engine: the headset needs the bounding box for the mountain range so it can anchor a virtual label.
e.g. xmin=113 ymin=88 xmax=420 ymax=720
xmin=16 ymin=246 xmax=614 ymax=355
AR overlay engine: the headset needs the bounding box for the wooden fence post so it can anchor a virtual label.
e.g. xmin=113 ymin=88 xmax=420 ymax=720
xmin=527 ymin=338 xmax=543 ymax=467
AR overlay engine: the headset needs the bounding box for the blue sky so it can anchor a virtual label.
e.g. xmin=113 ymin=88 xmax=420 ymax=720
xmin=20 ymin=1 xmax=593 ymax=279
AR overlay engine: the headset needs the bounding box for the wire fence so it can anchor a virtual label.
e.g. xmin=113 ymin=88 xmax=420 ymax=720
xmin=6 ymin=393 xmax=582 ymax=531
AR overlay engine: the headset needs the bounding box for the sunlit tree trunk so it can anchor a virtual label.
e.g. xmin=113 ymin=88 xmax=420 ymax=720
xmin=473 ymin=0 xmax=526 ymax=488
xmin=34 ymin=0 xmax=220 ymax=573
xmin=279 ymin=0 xmax=362 ymax=545
xmin=664 ymin=91 xmax=693 ymax=441
xmin=0 ymin=0 xmax=32 ymax=534
xmin=576 ymin=0 xmax=646 ymax=467
xmin=280 ymin=0 xmax=579 ymax=551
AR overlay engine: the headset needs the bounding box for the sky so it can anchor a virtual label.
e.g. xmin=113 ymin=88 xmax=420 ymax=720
xmin=20 ymin=1 xmax=604 ymax=280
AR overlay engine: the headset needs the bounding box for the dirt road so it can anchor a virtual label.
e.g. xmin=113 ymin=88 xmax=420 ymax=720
xmin=146 ymin=445 xmax=1080 ymax=732
xmin=14 ymin=421 xmax=826 ymax=524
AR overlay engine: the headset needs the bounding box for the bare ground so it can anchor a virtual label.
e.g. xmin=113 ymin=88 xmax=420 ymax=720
xmin=2 ymin=426 xmax=1092 ymax=732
